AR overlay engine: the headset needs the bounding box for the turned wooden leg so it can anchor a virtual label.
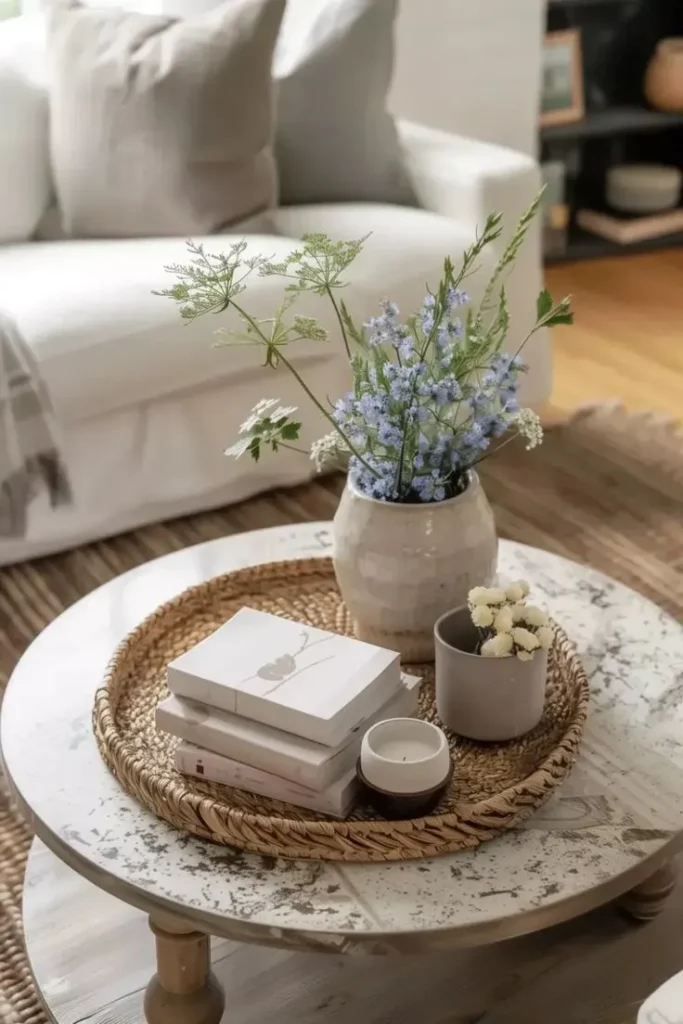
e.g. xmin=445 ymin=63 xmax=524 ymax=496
xmin=620 ymin=862 xmax=678 ymax=923
xmin=144 ymin=914 xmax=225 ymax=1024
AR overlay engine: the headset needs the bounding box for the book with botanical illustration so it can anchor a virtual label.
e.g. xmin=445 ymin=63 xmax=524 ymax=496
xmin=167 ymin=607 xmax=401 ymax=745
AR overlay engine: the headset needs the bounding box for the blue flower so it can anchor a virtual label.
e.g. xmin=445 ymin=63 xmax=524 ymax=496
xmin=377 ymin=422 xmax=403 ymax=448
xmin=479 ymin=413 xmax=508 ymax=439
xmin=445 ymin=287 xmax=469 ymax=313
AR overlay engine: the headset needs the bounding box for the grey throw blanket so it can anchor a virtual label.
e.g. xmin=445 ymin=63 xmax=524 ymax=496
xmin=0 ymin=312 xmax=71 ymax=537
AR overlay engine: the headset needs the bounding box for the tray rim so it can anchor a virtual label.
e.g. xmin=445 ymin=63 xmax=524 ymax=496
xmin=93 ymin=556 xmax=590 ymax=862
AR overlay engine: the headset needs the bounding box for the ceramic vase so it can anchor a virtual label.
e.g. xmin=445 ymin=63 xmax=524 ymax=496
xmin=333 ymin=472 xmax=497 ymax=662
xmin=434 ymin=606 xmax=548 ymax=741
xmin=645 ymin=39 xmax=683 ymax=113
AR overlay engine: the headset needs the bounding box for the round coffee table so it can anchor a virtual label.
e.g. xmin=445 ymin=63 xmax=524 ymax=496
xmin=4 ymin=523 xmax=683 ymax=1024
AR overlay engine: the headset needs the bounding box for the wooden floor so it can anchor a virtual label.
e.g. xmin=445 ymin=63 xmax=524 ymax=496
xmin=547 ymin=248 xmax=683 ymax=420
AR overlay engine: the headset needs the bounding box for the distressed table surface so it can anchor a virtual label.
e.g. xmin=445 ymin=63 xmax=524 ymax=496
xmin=4 ymin=523 xmax=683 ymax=953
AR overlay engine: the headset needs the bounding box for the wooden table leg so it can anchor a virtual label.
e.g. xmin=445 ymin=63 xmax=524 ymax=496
xmin=620 ymin=862 xmax=677 ymax=923
xmin=144 ymin=914 xmax=225 ymax=1024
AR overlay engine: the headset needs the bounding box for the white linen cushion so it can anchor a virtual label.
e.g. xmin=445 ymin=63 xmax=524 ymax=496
xmin=0 ymin=205 xmax=486 ymax=424
xmin=161 ymin=0 xmax=411 ymax=205
xmin=0 ymin=14 xmax=51 ymax=241
xmin=273 ymin=0 xmax=411 ymax=205
xmin=48 ymin=0 xmax=285 ymax=238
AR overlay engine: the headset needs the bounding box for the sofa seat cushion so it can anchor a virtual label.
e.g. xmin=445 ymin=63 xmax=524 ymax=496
xmin=0 ymin=204 xmax=482 ymax=423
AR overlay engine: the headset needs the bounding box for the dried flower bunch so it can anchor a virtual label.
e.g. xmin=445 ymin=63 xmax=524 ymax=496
xmin=158 ymin=194 xmax=572 ymax=504
xmin=468 ymin=582 xmax=553 ymax=661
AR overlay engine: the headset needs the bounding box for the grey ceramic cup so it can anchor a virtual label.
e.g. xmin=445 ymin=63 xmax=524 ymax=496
xmin=434 ymin=606 xmax=548 ymax=741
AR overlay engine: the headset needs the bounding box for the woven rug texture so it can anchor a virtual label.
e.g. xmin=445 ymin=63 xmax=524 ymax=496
xmin=1 ymin=405 xmax=682 ymax=1023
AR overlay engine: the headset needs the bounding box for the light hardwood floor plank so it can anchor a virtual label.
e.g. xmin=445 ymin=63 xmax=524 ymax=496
xmin=547 ymin=250 xmax=683 ymax=421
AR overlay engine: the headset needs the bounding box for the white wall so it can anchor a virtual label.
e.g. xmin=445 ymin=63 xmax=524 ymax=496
xmin=390 ymin=0 xmax=545 ymax=157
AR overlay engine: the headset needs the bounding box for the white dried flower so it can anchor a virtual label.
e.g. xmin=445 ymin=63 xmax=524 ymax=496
xmin=536 ymin=625 xmax=554 ymax=650
xmin=481 ymin=632 xmax=513 ymax=657
xmin=468 ymin=586 xmax=507 ymax=607
xmin=514 ymin=408 xmax=543 ymax=450
xmin=505 ymin=580 xmax=529 ymax=602
xmin=471 ymin=604 xmax=494 ymax=628
xmin=309 ymin=432 xmax=348 ymax=472
xmin=493 ymin=606 xmax=514 ymax=633
xmin=510 ymin=603 xmax=527 ymax=623
xmin=512 ymin=626 xmax=540 ymax=652
xmin=522 ymin=604 xmax=549 ymax=628
xmin=517 ymin=649 xmax=534 ymax=661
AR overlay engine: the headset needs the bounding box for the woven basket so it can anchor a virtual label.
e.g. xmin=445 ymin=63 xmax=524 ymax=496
xmin=93 ymin=557 xmax=589 ymax=863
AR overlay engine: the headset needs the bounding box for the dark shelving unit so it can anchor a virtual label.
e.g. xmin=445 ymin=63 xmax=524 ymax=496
xmin=541 ymin=0 xmax=683 ymax=263
xmin=548 ymin=0 xmax=635 ymax=8
xmin=541 ymin=105 xmax=683 ymax=142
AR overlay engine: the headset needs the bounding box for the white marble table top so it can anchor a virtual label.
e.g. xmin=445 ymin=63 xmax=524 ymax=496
xmin=4 ymin=523 xmax=683 ymax=953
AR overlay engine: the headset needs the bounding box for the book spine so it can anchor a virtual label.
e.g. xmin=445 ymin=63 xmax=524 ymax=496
xmin=175 ymin=744 xmax=357 ymax=820
xmin=156 ymin=701 xmax=313 ymax=786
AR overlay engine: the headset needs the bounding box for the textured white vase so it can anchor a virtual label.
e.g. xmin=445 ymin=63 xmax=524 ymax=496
xmin=333 ymin=472 xmax=498 ymax=662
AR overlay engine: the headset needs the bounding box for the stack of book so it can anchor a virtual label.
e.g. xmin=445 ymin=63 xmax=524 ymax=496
xmin=156 ymin=608 xmax=420 ymax=819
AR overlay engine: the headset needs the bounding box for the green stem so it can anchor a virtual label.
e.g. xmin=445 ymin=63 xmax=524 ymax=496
xmin=231 ymin=301 xmax=380 ymax=479
xmin=278 ymin=442 xmax=310 ymax=456
xmin=471 ymin=429 xmax=520 ymax=468
xmin=325 ymin=285 xmax=352 ymax=360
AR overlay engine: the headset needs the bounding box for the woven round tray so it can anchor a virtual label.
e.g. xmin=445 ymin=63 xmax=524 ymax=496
xmin=93 ymin=557 xmax=589 ymax=863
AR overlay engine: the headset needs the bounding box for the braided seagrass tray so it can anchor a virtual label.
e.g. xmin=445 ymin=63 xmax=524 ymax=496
xmin=93 ymin=557 xmax=589 ymax=862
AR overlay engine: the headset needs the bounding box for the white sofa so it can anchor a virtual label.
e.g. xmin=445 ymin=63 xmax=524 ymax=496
xmin=0 ymin=22 xmax=548 ymax=565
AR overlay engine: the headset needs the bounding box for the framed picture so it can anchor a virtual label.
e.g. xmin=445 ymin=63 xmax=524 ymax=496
xmin=540 ymin=30 xmax=585 ymax=127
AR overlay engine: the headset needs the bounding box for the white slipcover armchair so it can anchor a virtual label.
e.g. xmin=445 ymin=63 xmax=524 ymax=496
xmin=0 ymin=23 xmax=547 ymax=565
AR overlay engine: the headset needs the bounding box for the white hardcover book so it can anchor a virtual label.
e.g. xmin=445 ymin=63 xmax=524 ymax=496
xmin=175 ymin=742 xmax=359 ymax=820
xmin=167 ymin=608 xmax=401 ymax=746
xmin=157 ymin=673 xmax=420 ymax=792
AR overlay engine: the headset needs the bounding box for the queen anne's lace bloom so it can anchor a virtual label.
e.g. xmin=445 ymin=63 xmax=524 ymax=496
xmin=310 ymin=432 xmax=348 ymax=471
xmin=514 ymin=408 xmax=544 ymax=450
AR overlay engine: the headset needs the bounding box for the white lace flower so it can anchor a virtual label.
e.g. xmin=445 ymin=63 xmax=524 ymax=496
xmin=471 ymin=605 xmax=494 ymax=628
xmin=522 ymin=604 xmax=549 ymax=628
xmin=514 ymin=408 xmax=544 ymax=450
xmin=517 ymin=649 xmax=534 ymax=661
xmin=536 ymin=625 xmax=554 ymax=650
xmin=493 ymin=606 xmax=514 ymax=633
xmin=309 ymin=432 xmax=348 ymax=471
xmin=239 ymin=399 xmax=297 ymax=435
xmin=512 ymin=626 xmax=540 ymax=651
xmin=481 ymin=632 xmax=513 ymax=657
xmin=224 ymin=436 xmax=252 ymax=458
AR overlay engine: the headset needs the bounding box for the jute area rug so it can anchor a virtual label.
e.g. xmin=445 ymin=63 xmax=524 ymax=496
xmin=1 ymin=405 xmax=682 ymax=1024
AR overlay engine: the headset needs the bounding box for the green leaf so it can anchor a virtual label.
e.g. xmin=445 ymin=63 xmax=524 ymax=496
xmin=545 ymin=310 xmax=574 ymax=327
xmin=248 ymin=437 xmax=261 ymax=463
xmin=280 ymin=422 xmax=302 ymax=441
xmin=536 ymin=288 xmax=553 ymax=320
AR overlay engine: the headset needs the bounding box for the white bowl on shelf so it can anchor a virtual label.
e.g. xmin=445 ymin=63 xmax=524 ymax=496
xmin=606 ymin=164 xmax=682 ymax=214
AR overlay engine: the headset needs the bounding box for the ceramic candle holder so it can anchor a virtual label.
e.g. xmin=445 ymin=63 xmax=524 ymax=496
xmin=357 ymin=718 xmax=452 ymax=819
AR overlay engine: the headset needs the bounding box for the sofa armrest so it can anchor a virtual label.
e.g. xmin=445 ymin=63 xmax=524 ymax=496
xmin=397 ymin=119 xmax=550 ymax=407
xmin=397 ymin=119 xmax=541 ymax=230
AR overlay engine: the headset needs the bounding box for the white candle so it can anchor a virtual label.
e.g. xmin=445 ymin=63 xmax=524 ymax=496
xmin=360 ymin=718 xmax=451 ymax=794
xmin=373 ymin=739 xmax=435 ymax=762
